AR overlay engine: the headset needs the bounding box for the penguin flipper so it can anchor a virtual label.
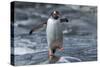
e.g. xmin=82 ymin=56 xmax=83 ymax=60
xmin=60 ymin=18 xmax=68 ymax=22
xmin=29 ymin=22 xmax=47 ymax=35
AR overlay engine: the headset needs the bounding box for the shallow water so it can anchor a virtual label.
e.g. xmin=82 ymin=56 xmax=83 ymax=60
xmin=12 ymin=34 xmax=97 ymax=65
xmin=11 ymin=2 xmax=97 ymax=66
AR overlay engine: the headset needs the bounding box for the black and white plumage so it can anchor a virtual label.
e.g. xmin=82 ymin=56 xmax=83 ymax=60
xmin=29 ymin=10 xmax=68 ymax=57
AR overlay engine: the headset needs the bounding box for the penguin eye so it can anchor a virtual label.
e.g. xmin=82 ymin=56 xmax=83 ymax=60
xmin=53 ymin=11 xmax=60 ymax=16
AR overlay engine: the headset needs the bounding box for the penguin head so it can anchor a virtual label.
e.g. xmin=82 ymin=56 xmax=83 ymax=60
xmin=51 ymin=11 xmax=60 ymax=20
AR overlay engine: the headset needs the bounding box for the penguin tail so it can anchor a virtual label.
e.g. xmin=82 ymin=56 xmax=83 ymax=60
xmin=52 ymin=49 xmax=56 ymax=54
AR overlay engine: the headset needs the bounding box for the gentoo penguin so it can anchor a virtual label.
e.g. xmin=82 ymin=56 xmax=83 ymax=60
xmin=29 ymin=10 xmax=68 ymax=59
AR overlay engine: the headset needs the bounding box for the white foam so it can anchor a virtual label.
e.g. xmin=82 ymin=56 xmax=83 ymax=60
xmin=13 ymin=47 xmax=35 ymax=55
xmin=14 ymin=19 xmax=33 ymax=27
xmin=12 ymin=47 xmax=47 ymax=55
xmin=57 ymin=56 xmax=81 ymax=63
xmin=57 ymin=57 xmax=70 ymax=63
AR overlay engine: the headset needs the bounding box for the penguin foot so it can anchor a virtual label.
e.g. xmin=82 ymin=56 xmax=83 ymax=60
xmin=58 ymin=47 xmax=64 ymax=51
xmin=48 ymin=51 xmax=54 ymax=56
xmin=55 ymin=45 xmax=64 ymax=51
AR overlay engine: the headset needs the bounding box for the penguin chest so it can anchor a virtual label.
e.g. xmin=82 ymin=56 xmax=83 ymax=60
xmin=46 ymin=19 xmax=63 ymax=46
